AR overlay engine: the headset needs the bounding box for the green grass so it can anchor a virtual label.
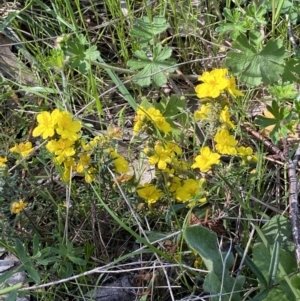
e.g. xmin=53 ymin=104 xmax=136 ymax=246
xmin=0 ymin=0 xmax=300 ymax=300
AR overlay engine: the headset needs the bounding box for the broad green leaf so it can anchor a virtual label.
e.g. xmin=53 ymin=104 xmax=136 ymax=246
xmin=226 ymin=34 xmax=285 ymax=86
xmin=235 ymin=245 xmax=268 ymax=287
xmin=262 ymin=286 xmax=293 ymax=301
xmin=127 ymin=44 xmax=177 ymax=87
xmin=258 ymin=215 xmax=292 ymax=247
xmin=129 ymin=16 xmax=169 ymax=44
xmin=184 ymin=225 xmax=221 ymax=271
xmin=203 ymin=271 xmax=245 ymax=301
xmin=291 ymin=274 xmax=300 ymax=290
xmin=282 ymin=57 xmax=300 ymax=83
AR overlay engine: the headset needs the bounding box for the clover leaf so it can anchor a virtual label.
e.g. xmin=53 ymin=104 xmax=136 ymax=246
xmin=127 ymin=44 xmax=177 ymax=87
xmin=226 ymin=33 xmax=285 ymax=86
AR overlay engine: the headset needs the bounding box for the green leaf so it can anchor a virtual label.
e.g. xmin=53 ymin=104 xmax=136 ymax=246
xmin=127 ymin=44 xmax=177 ymax=87
xmin=15 ymin=239 xmax=28 ymax=263
xmin=163 ymin=95 xmax=187 ymax=117
xmin=268 ymin=240 xmax=280 ymax=286
xmin=268 ymin=83 xmax=298 ymax=100
xmin=235 ymin=245 xmax=268 ymax=287
xmin=129 ymin=16 xmax=169 ymax=45
xmin=226 ymin=34 xmax=285 ymax=86
xmin=216 ymin=8 xmax=247 ymax=39
xmin=203 ymin=271 xmax=245 ymax=301
xmin=254 ymin=100 xmax=293 ymax=144
xmin=58 ymin=261 xmax=73 ymax=278
xmin=46 ymin=48 xmax=65 ymax=70
xmin=184 ymin=225 xmax=221 ymax=271
xmin=4 ymin=290 xmax=17 ymax=301
xmin=68 ymin=256 xmax=86 ymax=266
xmin=25 ymin=264 xmax=40 ymax=284
xmin=282 ymin=57 xmax=300 ymax=83
xmin=33 ymin=235 xmax=39 ymax=257
xmin=291 ymin=274 xmax=300 ymax=290
xmin=84 ymin=45 xmax=100 ymax=61
xmin=63 ymin=34 xmax=100 ymax=73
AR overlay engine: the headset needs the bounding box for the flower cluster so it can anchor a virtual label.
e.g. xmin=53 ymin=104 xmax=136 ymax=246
xmin=132 ymin=69 xmax=256 ymax=208
xmin=192 ymin=69 xmax=257 ymax=171
xmin=32 ymin=110 xmax=130 ymax=183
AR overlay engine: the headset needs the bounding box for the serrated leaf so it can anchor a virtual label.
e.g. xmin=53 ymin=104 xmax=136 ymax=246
xmin=129 ymin=16 xmax=169 ymax=44
xmin=127 ymin=44 xmax=177 ymax=87
xmin=282 ymin=57 xmax=300 ymax=83
xmin=226 ymin=34 xmax=285 ymax=86
xmin=84 ymin=45 xmax=100 ymax=61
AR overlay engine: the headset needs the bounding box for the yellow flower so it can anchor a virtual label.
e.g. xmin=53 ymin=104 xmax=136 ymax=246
xmin=133 ymin=107 xmax=172 ymax=135
xmin=85 ymin=168 xmax=96 ymax=183
xmin=176 ymin=178 xmax=206 ymax=203
xmin=195 ymin=69 xmax=229 ymax=99
xmin=133 ymin=107 xmax=148 ymax=135
xmin=61 ymin=157 xmax=75 ymax=182
xmin=110 ymin=150 xmax=130 ymax=173
xmin=11 ymin=200 xmax=27 ymax=214
xmin=192 ymin=146 xmax=220 ymax=172
xmin=214 ymin=129 xmax=238 ymax=155
xmin=137 ymin=183 xmax=163 ymax=204
xmin=46 ymin=138 xmax=75 ymax=164
xmin=176 ymin=178 xmax=207 ymax=207
xmin=226 ymin=76 xmax=244 ymax=97
xmin=194 ymin=104 xmax=211 ymax=120
xmin=153 ymin=117 xmax=172 ymax=134
xmin=219 ymin=106 xmax=235 ymax=129
xmin=76 ymin=154 xmax=91 ymax=173
xmin=147 ymin=108 xmax=172 ymax=134
xmin=10 ymin=142 xmax=34 ymax=158
xmin=148 ymin=144 xmax=173 ymax=170
xmin=165 ymin=142 xmax=182 ymax=155
xmin=168 ymin=176 xmax=181 ymax=192
xmin=32 ymin=110 xmax=60 ymax=139
xmin=0 ymin=156 xmax=7 ymax=167
xmin=56 ymin=111 xmax=82 ymax=141
xmin=237 ymin=146 xmax=258 ymax=164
